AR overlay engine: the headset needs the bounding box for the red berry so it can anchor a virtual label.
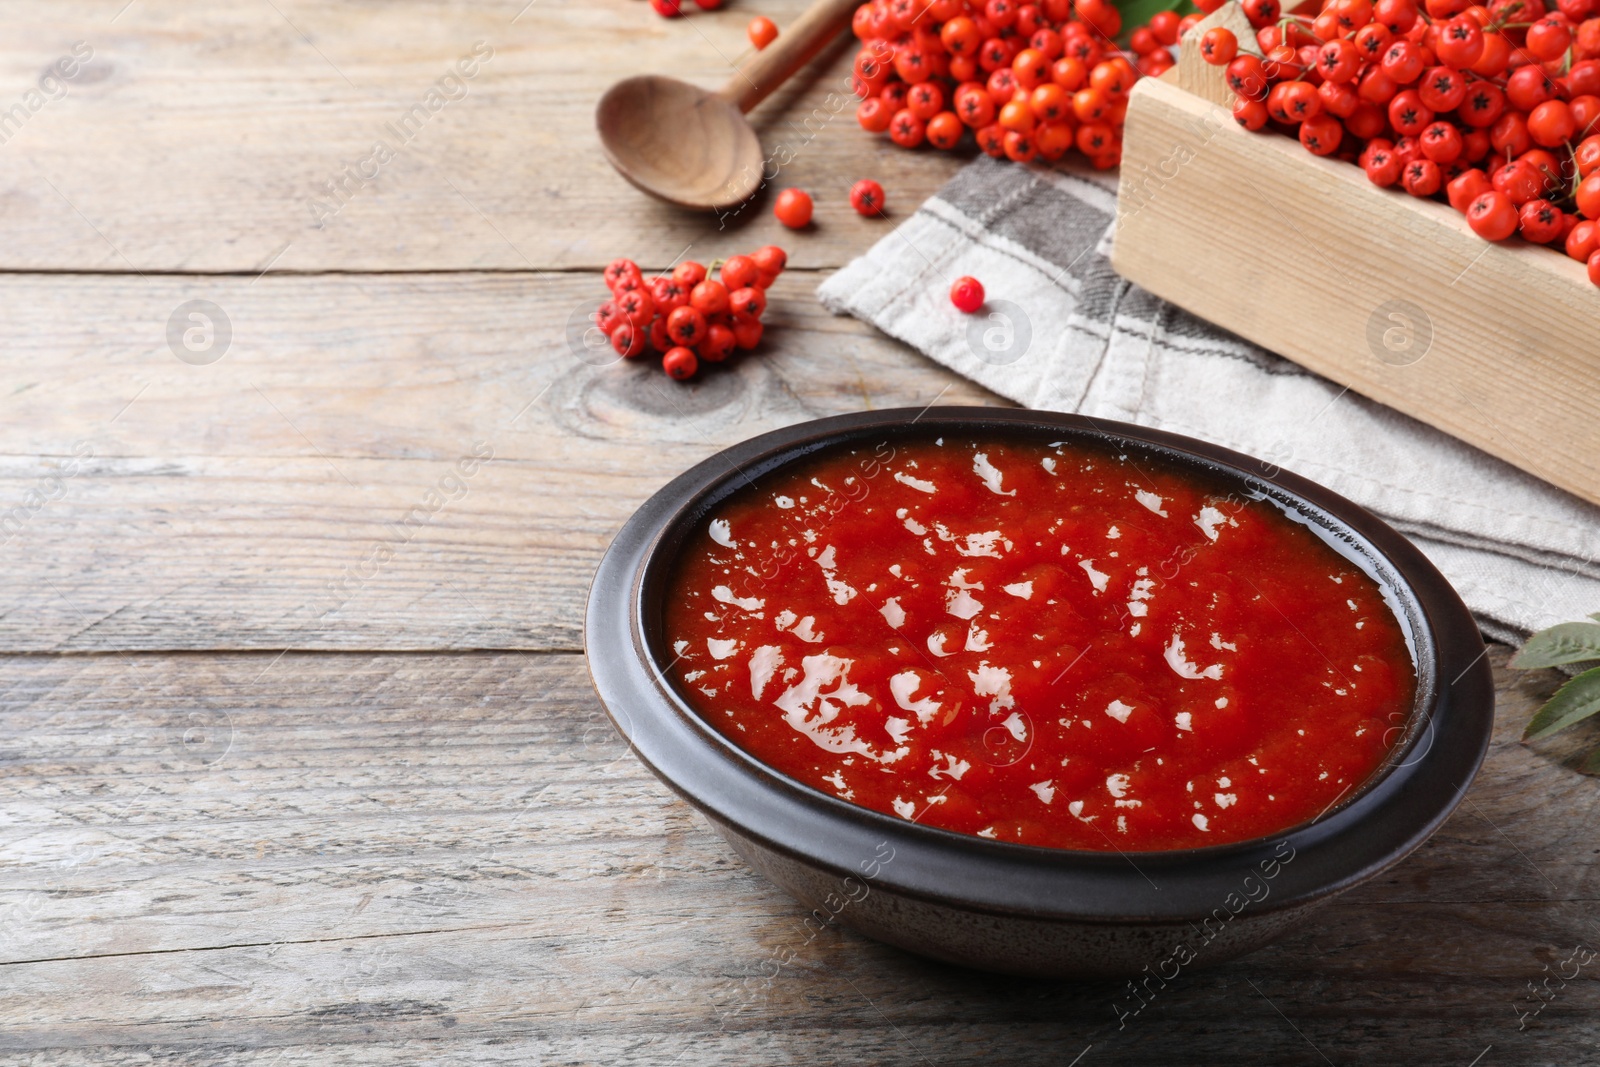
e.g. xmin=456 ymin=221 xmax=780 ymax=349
xmin=751 ymin=245 xmax=788 ymax=275
xmin=673 ymin=261 xmax=707 ymax=288
xmin=610 ymin=320 xmax=647 ymax=359
xmin=907 ymin=80 xmax=945 ymax=120
xmin=1227 ymin=55 xmax=1270 ymax=99
xmin=720 ymin=254 xmax=759 ymax=291
xmin=1578 ymin=172 xmax=1600 ymax=218
xmin=1376 ymin=0 xmax=1420 ymax=32
xmin=1519 ymin=198 xmax=1565 ymax=243
xmin=1004 ymin=129 xmax=1039 ymax=161
xmin=690 ymin=280 xmax=730 ymax=316
xmin=1202 ymin=28 xmax=1239 ymax=65
xmin=662 ymin=346 xmax=699 ymax=380
xmin=1319 ymin=38 xmax=1362 ymax=82
xmin=890 ymin=107 xmax=928 ymax=147
xmin=1529 ymin=99 xmax=1577 ymax=147
xmin=1466 ymin=190 xmax=1519 ymax=239
xmin=728 ymin=286 xmax=767 ymax=319
xmin=1526 ymin=15 xmax=1573 ymax=60
xmin=595 ymin=300 xmax=622 ymax=335
xmin=774 ymin=188 xmax=814 ymax=228
xmin=1447 ymin=167 xmax=1493 ymax=212
xmin=748 ymin=16 xmax=778 ymax=50
xmin=650 ymin=275 xmax=689 ymax=312
xmin=604 ymin=258 xmax=642 ymax=292
xmin=1493 ymin=159 xmax=1544 ymax=205
xmin=650 ymin=0 xmax=682 ymax=16
xmin=950 ymin=275 xmax=985 ymax=313
xmin=1242 ymin=0 xmax=1282 ymax=26
xmin=1380 ymin=39 xmax=1425 ymax=84
xmin=1418 ymin=66 xmax=1467 ymax=112
xmin=1401 ymin=158 xmax=1442 ymax=196
xmin=1362 ymin=140 xmax=1404 ymax=185
xmin=1435 ymin=17 xmax=1484 ymax=67
xmin=666 ymin=305 xmax=708 ymax=346
xmin=615 ymin=287 xmax=655 ymax=326
xmin=699 ymin=322 xmax=737 ymax=363
xmin=1506 ymin=65 xmax=1558 ymax=112
xmin=850 ymin=179 xmax=887 ymax=216
xmin=732 ymin=316 xmax=765 ymax=350
xmin=858 ymin=97 xmax=893 ymax=132
xmin=927 ymin=111 xmax=965 ymax=149
xmin=956 ymin=86 xmax=998 ymax=127
xmin=1568 ymin=219 xmax=1600 ymax=260
xmin=1300 ymin=113 xmax=1344 ymax=155
xmin=647 ymin=314 xmax=671 ymax=354
xmin=1387 ymin=89 xmax=1433 ymax=136
xmin=1588 ymin=248 xmax=1600 ymax=286
xmin=1346 ymin=101 xmax=1388 ymax=139
xmin=1234 ymin=96 xmax=1270 ymax=129
xmin=1458 ymin=81 xmax=1506 ymax=127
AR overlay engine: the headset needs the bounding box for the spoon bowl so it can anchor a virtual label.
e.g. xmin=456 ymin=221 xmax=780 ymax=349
xmin=596 ymin=75 xmax=763 ymax=212
xmin=594 ymin=0 xmax=860 ymax=212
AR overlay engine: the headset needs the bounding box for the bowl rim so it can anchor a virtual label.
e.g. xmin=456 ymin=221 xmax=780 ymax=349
xmin=585 ymin=407 xmax=1495 ymax=924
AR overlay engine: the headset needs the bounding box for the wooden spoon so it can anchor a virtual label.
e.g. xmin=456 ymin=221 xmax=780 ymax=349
xmin=596 ymin=0 xmax=862 ymax=212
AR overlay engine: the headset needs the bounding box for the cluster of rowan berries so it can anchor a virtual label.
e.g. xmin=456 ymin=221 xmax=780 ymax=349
xmin=850 ymin=0 xmax=1208 ymax=166
xmin=1204 ymin=0 xmax=1600 ymax=284
xmin=596 ymin=249 xmax=785 ymax=380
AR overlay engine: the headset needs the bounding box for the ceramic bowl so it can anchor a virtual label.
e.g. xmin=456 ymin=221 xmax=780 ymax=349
xmin=584 ymin=407 xmax=1494 ymax=978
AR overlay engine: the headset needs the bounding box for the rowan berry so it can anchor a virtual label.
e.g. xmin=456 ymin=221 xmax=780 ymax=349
xmin=1519 ymin=198 xmax=1566 ymax=242
xmin=699 ymin=322 xmax=738 ymax=363
xmin=1466 ymin=190 xmax=1519 ymax=238
xmin=748 ymin=16 xmax=778 ymax=50
xmin=850 ymin=179 xmax=887 ymax=216
xmin=950 ymin=276 xmax=985 ymax=312
xmin=728 ymin=286 xmax=766 ymax=320
xmin=1447 ymin=166 xmax=1493 ymax=211
xmin=750 ymin=245 xmax=786 ymax=276
xmin=690 ymin=280 xmax=730 ymax=316
xmin=858 ymin=96 xmax=893 ymax=132
xmin=667 ymin=305 xmax=708 ymax=346
xmin=662 ymin=346 xmax=699 ymax=380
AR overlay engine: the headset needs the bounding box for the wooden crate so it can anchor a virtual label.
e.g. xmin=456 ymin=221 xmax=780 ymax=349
xmin=1110 ymin=3 xmax=1600 ymax=507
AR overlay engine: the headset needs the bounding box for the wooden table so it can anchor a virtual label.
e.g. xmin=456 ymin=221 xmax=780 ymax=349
xmin=2 ymin=3 xmax=1595 ymax=1063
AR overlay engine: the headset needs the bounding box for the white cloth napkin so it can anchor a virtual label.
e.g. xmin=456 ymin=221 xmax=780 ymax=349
xmin=818 ymin=156 xmax=1600 ymax=644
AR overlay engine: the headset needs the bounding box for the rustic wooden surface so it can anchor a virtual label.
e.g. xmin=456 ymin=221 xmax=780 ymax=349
xmin=1 ymin=1 xmax=1596 ymax=1064
xmin=0 ymin=270 xmax=992 ymax=653
xmin=1 ymin=649 xmax=1597 ymax=1066
xmin=0 ymin=0 xmax=968 ymax=271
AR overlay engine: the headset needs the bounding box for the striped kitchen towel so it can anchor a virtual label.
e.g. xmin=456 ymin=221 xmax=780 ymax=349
xmin=817 ymin=155 xmax=1600 ymax=643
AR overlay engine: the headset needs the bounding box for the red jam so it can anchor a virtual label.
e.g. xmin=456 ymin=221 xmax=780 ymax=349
xmin=664 ymin=435 xmax=1416 ymax=851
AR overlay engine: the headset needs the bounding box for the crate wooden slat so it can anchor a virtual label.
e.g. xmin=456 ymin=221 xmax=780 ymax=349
xmin=1111 ymin=9 xmax=1600 ymax=507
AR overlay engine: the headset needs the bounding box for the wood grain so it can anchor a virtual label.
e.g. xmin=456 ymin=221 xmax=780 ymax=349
xmin=0 ymin=0 xmax=968 ymax=273
xmin=0 ymin=647 xmax=1596 ymax=1064
xmin=1112 ymin=71 xmax=1600 ymax=507
xmin=0 ymin=269 xmax=999 ymax=653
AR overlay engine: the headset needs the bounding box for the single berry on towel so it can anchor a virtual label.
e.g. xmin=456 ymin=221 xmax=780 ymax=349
xmin=950 ymin=276 xmax=985 ymax=313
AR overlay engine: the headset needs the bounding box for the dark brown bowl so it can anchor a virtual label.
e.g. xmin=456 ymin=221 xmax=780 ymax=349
xmin=584 ymin=408 xmax=1494 ymax=978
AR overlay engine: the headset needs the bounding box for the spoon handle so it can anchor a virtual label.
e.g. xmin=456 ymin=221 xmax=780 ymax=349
xmin=716 ymin=0 xmax=862 ymax=114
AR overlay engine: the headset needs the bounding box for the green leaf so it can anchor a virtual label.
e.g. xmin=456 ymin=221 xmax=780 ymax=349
xmin=1511 ymin=622 xmax=1600 ymax=669
xmin=1580 ymin=748 xmax=1600 ymax=777
xmin=1523 ymin=666 xmax=1600 ymax=742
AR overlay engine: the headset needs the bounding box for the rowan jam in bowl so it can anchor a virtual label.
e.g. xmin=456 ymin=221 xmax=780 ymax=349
xmin=588 ymin=408 xmax=1493 ymax=976
xmin=662 ymin=434 xmax=1416 ymax=852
